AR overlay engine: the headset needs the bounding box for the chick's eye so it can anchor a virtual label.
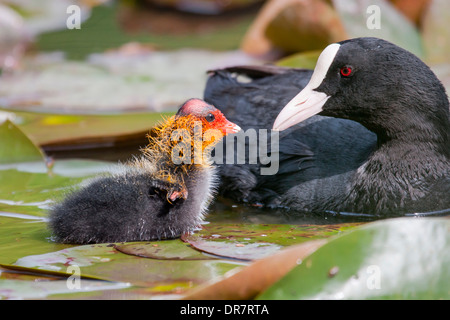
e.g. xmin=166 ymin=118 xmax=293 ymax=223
xmin=340 ymin=66 xmax=353 ymax=77
xmin=205 ymin=113 xmax=215 ymax=122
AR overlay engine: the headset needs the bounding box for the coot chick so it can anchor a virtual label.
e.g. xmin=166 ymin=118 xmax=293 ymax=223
xmin=206 ymin=37 xmax=449 ymax=216
xmin=49 ymin=99 xmax=241 ymax=244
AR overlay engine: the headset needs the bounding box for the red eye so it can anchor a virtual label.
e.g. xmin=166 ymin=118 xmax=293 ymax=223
xmin=340 ymin=66 xmax=352 ymax=77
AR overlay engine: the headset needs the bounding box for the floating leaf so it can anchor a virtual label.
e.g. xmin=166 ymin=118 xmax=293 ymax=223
xmin=12 ymin=242 xmax=244 ymax=289
xmin=0 ymin=216 xmax=68 ymax=265
xmin=0 ymin=119 xmax=45 ymax=164
xmin=114 ymin=240 xmax=218 ymax=260
xmin=0 ymin=159 xmax=114 ymax=218
xmin=0 ymin=159 xmax=115 ymax=263
xmin=182 ymin=222 xmax=361 ymax=260
xmin=258 ymin=217 xmax=450 ymax=299
xmin=7 ymin=109 xmax=171 ymax=149
xmin=0 ymin=265 xmax=63 ymax=281
xmin=0 ymin=278 xmax=130 ymax=300
xmin=183 ymin=239 xmax=326 ymax=300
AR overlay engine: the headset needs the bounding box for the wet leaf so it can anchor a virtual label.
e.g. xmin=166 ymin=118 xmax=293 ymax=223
xmin=182 ymin=222 xmax=361 ymax=260
xmin=0 ymin=278 xmax=130 ymax=300
xmin=0 ymin=216 xmax=68 ymax=265
xmin=183 ymin=239 xmax=326 ymax=300
xmin=0 ymin=212 xmax=243 ymax=297
xmin=258 ymin=217 xmax=450 ymax=299
xmin=0 ymin=265 xmax=63 ymax=281
xmin=0 ymin=159 xmax=114 ymax=218
xmin=114 ymin=240 xmax=218 ymax=260
xmin=0 ymin=119 xmax=45 ymax=164
xmin=12 ymin=110 xmax=169 ymax=160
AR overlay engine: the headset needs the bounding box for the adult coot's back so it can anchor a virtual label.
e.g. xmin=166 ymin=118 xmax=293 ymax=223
xmin=205 ymin=37 xmax=450 ymax=217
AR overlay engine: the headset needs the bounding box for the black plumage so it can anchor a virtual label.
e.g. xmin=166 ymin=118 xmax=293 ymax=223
xmin=205 ymin=37 xmax=450 ymax=217
xmin=49 ymin=165 xmax=213 ymax=244
xmin=48 ymin=99 xmax=240 ymax=243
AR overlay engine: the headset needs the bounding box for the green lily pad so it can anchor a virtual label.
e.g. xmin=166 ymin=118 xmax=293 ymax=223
xmin=4 ymin=108 xmax=171 ymax=147
xmin=182 ymin=222 xmax=361 ymax=260
xmin=0 ymin=158 xmax=116 ymax=263
xmin=0 ymin=212 xmax=244 ymax=297
xmin=258 ymin=217 xmax=450 ymax=299
xmin=0 ymin=119 xmax=45 ymax=164
xmin=276 ymin=50 xmax=321 ymax=69
xmin=0 ymin=159 xmax=114 ymax=218
xmin=0 ymin=216 xmax=68 ymax=265
xmin=115 ymin=240 xmax=218 ymax=260
xmin=11 ymin=242 xmax=244 ymax=288
xmin=0 ymin=278 xmax=130 ymax=300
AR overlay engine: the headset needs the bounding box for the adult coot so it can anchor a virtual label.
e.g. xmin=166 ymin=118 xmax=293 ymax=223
xmin=49 ymin=99 xmax=241 ymax=244
xmin=205 ymin=37 xmax=449 ymax=217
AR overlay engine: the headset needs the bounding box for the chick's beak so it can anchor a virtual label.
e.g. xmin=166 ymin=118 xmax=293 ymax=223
xmin=222 ymin=120 xmax=241 ymax=135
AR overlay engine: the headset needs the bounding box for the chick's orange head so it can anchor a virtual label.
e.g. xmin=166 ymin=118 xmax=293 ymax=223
xmin=176 ymin=98 xmax=241 ymax=135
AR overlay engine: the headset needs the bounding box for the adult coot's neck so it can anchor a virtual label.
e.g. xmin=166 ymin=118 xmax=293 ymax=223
xmin=273 ymin=37 xmax=450 ymax=215
xmin=359 ymin=74 xmax=450 ymax=157
xmin=349 ymin=80 xmax=450 ymax=214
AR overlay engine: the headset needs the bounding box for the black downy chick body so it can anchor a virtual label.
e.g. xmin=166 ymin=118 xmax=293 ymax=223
xmin=49 ymin=99 xmax=240 ymax=244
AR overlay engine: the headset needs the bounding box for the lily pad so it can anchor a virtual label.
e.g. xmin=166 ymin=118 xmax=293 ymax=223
xmin=11 ymin=242 xmax=244 ymax=289
xmin=0 ymin=119 xmax=45 ymax=164
xmin=258 ymin=217 xmax=450 ymax=299
xmin=182 ymin=222 xmax=361 ymax=260
xmin=0 ymin=159 xmax=114 ymax=218
xmin=0 ymin=278 xmax=130 ymax=300
xmin=114 ymin=240 xmax=218 ymax=260
xmin=183 ymin=240 xmax=326 ymax=300
xmin=0 ymin=216 xmax=68 ymax=265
